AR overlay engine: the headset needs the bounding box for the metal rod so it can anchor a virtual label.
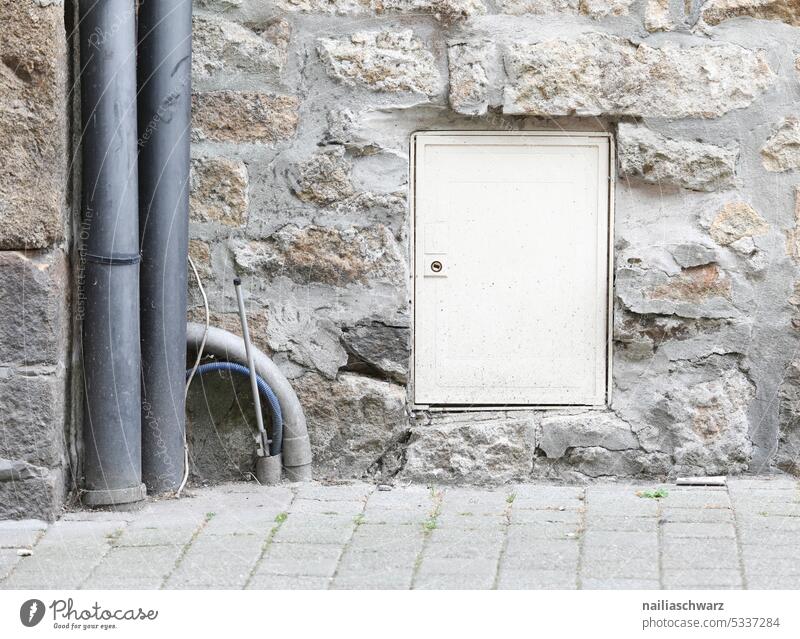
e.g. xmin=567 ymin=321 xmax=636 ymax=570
xmin=233 ymin=278 xmax=270 ymax=455
xmin=79 ymin=0 xmax=145 ymax=506
xmin=137 ymin=0 xmax=192 ymax=493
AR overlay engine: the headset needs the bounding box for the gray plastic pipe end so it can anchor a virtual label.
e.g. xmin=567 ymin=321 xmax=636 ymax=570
xmin=283 ymin=463 xmax=313 ymax=483
xmin=83 ymin=483 xmax=147 ymax=508
xmin=255 ymin=454 xmax=282 ymax=486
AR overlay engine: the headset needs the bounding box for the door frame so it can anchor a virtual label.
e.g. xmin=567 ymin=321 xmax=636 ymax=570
xmin=408 ymin=130 xmax=616 ymax=411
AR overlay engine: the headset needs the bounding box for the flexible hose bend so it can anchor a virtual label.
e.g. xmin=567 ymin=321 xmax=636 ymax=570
xmin=186 ymin=362 xmax=283 ymax=457
xmin=186 ymin=322 xmax=312 ymax=481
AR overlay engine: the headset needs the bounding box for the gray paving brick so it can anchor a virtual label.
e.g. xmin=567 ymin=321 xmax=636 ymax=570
xmin=295 ymin=484 xmax=373 ymax=502
xmin=661 ymin=522 xmax=735 ymax=538
xmin=83 ymin=545 xmax=183 ymax=588
xmin=0 ymin=520 xmax=47 ymax=548
xmin=4 ymin=546 xmax=110 ymax=589
xmin=731 ymin=502 xmax=800 ymax=517
xmin=116 ymin=524 xmax=198 ymax=547
xmin=662 ymin=538 xmax=739 ymax=570
xmin=586 ymin=488 xmax=661 ymax=516
xmin=583 ymin=578 xmax=660 ymax=589
xmin=662 ymin=569 xmax=742 ymax=589
xmin=583 ymin=530 xmax=658 ymax=551
xmin=510 ymin=509 xmax=581 ymax=525
xmin=332 ymin=570 xmax=413 ymax=589
xmin=439 ymin=489 xmax=508 ymax=514
xmin=741 ymin=549 xmax=800 ymax=575
xmin=255 ymin=542 xmax=343 ymax=577
xmin=727 ymin=478 xmax=799 ymax=492
xmin=337 ymin=549 xmax=419 ymax=571
xmin=361 ymin=508 xmax=429 ymax=525
xmin=503 ymin=539 xmax=579 ymax=570
xmin=414 ymin=572 xmax=496 ymax=589
xmin=435 ymin=512 xmax=507 ymax=529
xmin=166 ymin=534 xmax=264 ymax=588
xmin=348 ymin=524 xmax=425 ymax=552
xmin=365 ymin=486 xmax=432 ymax=510
xmin=425 ymin=540 xmax=503 ymax=561
xmin=289 ymin=499 xmax=365 ymax=516
xmin=428 ymin=526 xmax=504 ymax=545
xmin=660 ymin=507 xmax=734 ymax=523
xmin=202 ymin=509 xmax=289 ymax=536
xmin=271 ymin=516 xmax=355 ymax=545
xmin=248 ymin=574 xmax=332 ymax=589
xmin=587 ymin=515 xmax=658 ymax=532
xmin=659 ymin=489 xmax=730 ymax=509
xmin=582 ymin=557 xmax=659 ymax=580
xmin=747 ymin=574 xmax=800 ymax=589
xmin=0 ymin=548 xmax=22 ymax=582
xmin=511 ymin=485 xmax=585 ymax=502
xmin=416 ymin=556 xmax=498 ymax=576
xmin=497 ymin=568 xmax=577 ymax=589
xmin=506 ymin=522 xmax=579 ymax=540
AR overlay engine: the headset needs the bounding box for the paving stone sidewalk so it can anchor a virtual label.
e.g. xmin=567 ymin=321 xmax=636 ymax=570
xmin=1 ymin=477 xmax=799 ymax=590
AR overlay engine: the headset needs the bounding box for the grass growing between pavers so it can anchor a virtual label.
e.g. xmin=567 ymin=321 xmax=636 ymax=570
xmin=410 ymin=488 xmax=444 ymax=587
xmin=637 ymin=487 xmax=669 ymax=499
xmin=158 ymin=509 xmax=215 ymax=589
xmin=242 ymin=510 xmax=293 ymax=588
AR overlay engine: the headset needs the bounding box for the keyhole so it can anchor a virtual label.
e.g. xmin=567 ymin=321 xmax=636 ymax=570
xmin=430 ymin=260 xmax=443 ymax=273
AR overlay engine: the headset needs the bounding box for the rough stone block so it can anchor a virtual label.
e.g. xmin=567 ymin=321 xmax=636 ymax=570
xmin=0 ymin=250 xmax=68 ymax=366
xmin=538 ymin=412 xmax=640 ymax=458
xmin=448 ymin=40 xmax=495 ymax=116
xmin=0 ymin=370 xmax=66 ymax=467
xmin=761 ymin=117 xmax=800 ymax=172
xmin=617 ymin=123 xmax=737 ymax=192
xmin=0 ymin=0 xmax=67 ymax=249
xmin=700 ymin=0 xmax=800 ymax=27
xmin=231 ymin=225 xmax=406 ymax=287
xmin=294 ymin=373 xmax=408 ymax=478
xmin=644 ymin=0 xmax=674 ymax=31
xmin=402 ymin=416 xmax=536 ymax=484
xmin=708 ymin=201 xmax=769 ymax=246
xmin=192 ymin=14 xmax=287 ymax=79
xmin=192 ymin=91 xmax=299 ymax=143
xmin=503 ymin=33 xmax=773 ymax=118
xmin=275 ymin=0 xmax=372 ymax=13
xmin=579 ymin=0 xmax=635 ymax=15
xmin=317 ymin=30 xmax=440 ymax=95
xmin=190 ymin=156 xmax=249 ymax=226
xmin=616 ymin=263 xmax=736 ymax=320
xmin=340 ymin=321 xmax=410 ymax=384
xmin=0 ymin=464 xmax=64 ymax=521
xmin=288 ymin=150 xmax=355 ymax=205
xmin=497 ymin=0 xmax=634 ymax=15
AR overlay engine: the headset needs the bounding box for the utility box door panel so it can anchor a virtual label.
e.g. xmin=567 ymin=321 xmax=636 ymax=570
xmin=413 ymin=133 xmax=610 ymax=406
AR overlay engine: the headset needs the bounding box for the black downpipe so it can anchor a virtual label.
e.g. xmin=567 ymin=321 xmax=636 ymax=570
xmin=79 ymin=0 xmax=146 ymax=506
xmin=137 ymin=0 xmax=192 ymax=493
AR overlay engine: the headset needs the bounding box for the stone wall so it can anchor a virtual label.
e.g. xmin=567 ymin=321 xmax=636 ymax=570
xmin=185 ymin=0 xmax=800 ymax=484
xmin=0 ymin=0 xmax=71 ymax=518
xmin=6 ymin=0 xmax=800 ymax=514
xmin=182 ymin=1 xmax=800 ymax=483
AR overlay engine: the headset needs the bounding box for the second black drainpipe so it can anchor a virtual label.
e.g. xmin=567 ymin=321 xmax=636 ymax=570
xmin=137 ymin=0 xmax=193 ymax=493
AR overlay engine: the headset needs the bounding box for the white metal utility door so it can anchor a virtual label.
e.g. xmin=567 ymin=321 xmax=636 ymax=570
xmin=413 ymin=132 xmax=611 ymax=406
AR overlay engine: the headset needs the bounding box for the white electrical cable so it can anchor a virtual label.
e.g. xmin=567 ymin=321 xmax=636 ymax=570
xmin=177 ymin=255 xmax=210 ymax=497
